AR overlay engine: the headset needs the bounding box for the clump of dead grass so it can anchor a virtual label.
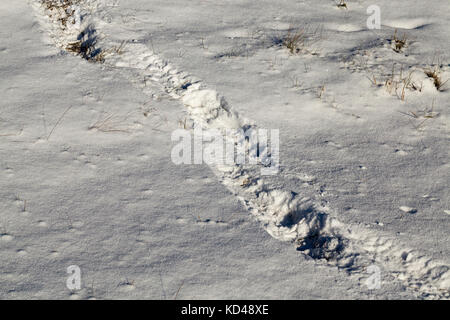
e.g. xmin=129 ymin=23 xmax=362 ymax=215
xmin=391 ymin=29 xmax=407 ymax=53
xmin=281 ymin=25 xmax=322 ymax=55
xmin=424 ymin=66 xmax=448 ymax=91
xmin=384 ymin=64 xmax=422 ymax=101
xmin=284 ymin=29 xmax=307 ymax=54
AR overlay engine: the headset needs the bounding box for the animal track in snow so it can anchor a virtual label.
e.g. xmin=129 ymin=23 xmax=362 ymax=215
xmin=17 ymin=249 xmax=28 ymax=256
xmin=31 ymin=0 xmax=450 ymax=298
xmin=118 ymin=280 xmax=136 ymax=292
xmin=196 ymin=219 xmax=228 ymax=227
xmin=394 ymin=149 xmax=409 ymax=156
xmin=399 ymin=206 xmax=418 ymax=214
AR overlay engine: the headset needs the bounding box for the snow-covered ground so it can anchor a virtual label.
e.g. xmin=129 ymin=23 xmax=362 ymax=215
xmin=0 ymin=0 xmax=448 ymax=299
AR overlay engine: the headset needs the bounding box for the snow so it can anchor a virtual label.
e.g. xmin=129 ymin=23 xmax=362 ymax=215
xmin=0 ymin=0 xmax=449 ymax=299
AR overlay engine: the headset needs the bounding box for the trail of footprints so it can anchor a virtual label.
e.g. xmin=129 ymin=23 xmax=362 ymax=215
xmin=30 ymin=0 xmax=450 ymax=298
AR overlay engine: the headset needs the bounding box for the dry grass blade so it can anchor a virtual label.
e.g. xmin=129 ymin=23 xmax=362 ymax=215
xmin=0 ymin=129 xmax=23 ymax=137
xmin=88 ymin=111 xmax=137 ymax=133
xmin=173 ymin=281 xmax=184 ymax=300
xmin=47 ymin=106 xmax=73 ymax=140
xmin=112 ymin=40 xmax=127 ymax=55
xmin=366 ymin=73 xmax=378 ymax=86
xmin=317 ymin=84 xmax=325 ymax=99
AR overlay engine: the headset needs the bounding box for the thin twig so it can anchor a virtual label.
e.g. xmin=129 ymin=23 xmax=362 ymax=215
xmin=0 ymin=128 xmax=22 ymax=137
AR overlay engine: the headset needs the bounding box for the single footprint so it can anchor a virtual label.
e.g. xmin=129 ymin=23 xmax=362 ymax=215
xmin=399 ymin=206 xmax=417 ymax=214
xmin=118 ymin=280 xmax=136 ymax=292
xmin=50 ymin=250 xmax=59 ymax=258
xmin=394 ymin=149 xmax=408 ymax=156
xmin=37 ymin=220 xmax=48 ymax=227
xmin=324 ymin=140 xmax=343 ymax=149
xmin=115 ymin=157 xmax=126 ymax=165
xmin=137 ymin=154 xmax=149 ymax=161
xmin=0 ymin=234 xmax=14 ymax=241
xmin=69 ymin=293 xmax=81 ymax=300
xmin=142 ymin=189 xmax=153 ymax=195
xmin=17 ymin=249 xmax=27 ymax=256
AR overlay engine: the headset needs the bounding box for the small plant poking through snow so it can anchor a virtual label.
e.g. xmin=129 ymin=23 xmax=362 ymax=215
xmin=424 ymin=66 xmax=448 ymax=91
xmin=336 ymin=0 xmax=348 ymax=9
xmin=391 ymin=29 xmax=407 ymax=53
xmin=317 ymin=84 xmax=326 ymax=99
